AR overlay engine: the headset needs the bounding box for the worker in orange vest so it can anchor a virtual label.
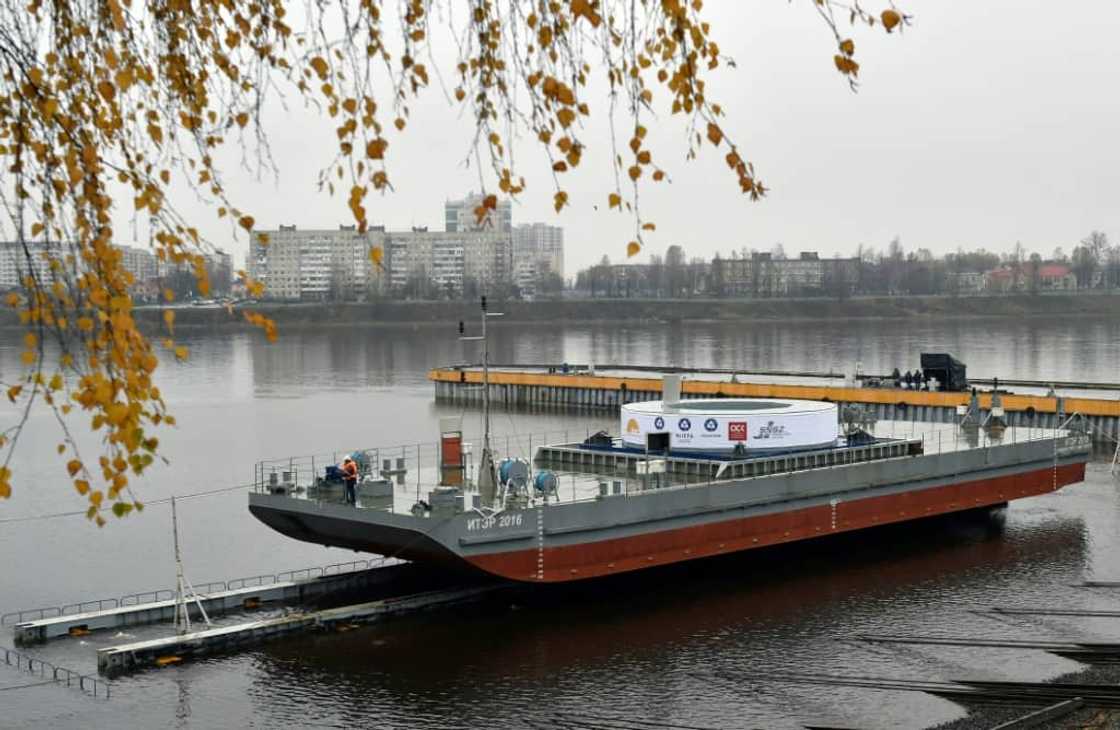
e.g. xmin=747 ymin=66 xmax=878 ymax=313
xmin=341 ymin=456 xmax=359 ymax=506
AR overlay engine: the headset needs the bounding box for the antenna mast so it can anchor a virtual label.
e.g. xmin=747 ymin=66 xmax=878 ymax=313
xmin=171 ymin=496 xmax=212 ymax=636
xmin=460 ymin=295 xmax=503 ymax=505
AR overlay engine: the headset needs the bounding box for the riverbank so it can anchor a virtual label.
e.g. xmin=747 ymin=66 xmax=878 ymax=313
xmin=934 ymin=661 xmax=1120 ymax=729
xmin=3 ymin=292 xmax=1120 ymax=330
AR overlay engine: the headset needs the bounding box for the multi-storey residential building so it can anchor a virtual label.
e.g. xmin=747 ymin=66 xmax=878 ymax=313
xmin=513 ymin=223 xmax=564 ymax=278
xmin=387 ymin=229 xmax=511 ymax=298
xmin=445 ymin=192 xmax=512 ymax=233
xmin=2 ymin=241 xmax=228 ymax=301
xmin=0 ymin=241 xmax=58 ymax=290
xmin=249 ymin=225 xmax=384 ymax=301
xmin=118 ymin=245 xmax=158 ymax=283
xmin=714 ymin=252 xmax=858 ymax=297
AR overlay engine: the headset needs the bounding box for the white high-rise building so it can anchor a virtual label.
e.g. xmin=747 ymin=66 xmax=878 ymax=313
xmin=445 ymin=192 xmax=512 ymax=233
xmin=0 ymin=241 xmax=58 ymax=290
xmin=513 ymin=223 xmax=564 ymax=279
xmin=387 ymin=228 xmax=511 ymax=298
xmin=249 ymin=225 xmax=385 ymax=301
xmin=118 ymin=245 xmax=158 ymax=283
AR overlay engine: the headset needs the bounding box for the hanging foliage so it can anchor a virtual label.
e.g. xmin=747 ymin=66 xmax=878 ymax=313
xmin=0 ymin=0 xmax=908 ymax=520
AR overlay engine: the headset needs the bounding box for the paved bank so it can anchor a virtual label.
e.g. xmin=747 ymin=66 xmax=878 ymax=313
xmin=6 ymin=293 xmax=1120 ymax=329
xmin=4 ymin=292 xmax=1119 ymax=330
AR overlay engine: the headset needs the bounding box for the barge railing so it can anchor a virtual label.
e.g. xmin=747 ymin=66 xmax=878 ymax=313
xmin=250 ymin=424 xmax=1089 ymax=512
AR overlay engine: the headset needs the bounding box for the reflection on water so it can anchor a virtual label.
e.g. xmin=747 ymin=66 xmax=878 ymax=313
xmin=84 ymin=314 xmax=1120 ymax=397
xmin=244 ymin=511 xmax=1089 ymax=730
xmin=0 ymin=316 xmax=1118 ymax=729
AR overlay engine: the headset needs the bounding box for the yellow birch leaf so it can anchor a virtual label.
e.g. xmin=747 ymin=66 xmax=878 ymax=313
xmin=707 ymin=123 xmax=723 ymax=146
xmin=369 ymin=246 xmax=384 ymax=270
xmin=626 ymin=241 xmax=641 ymax=258
xmin=366 ymin=139 xmax=388 ymax=159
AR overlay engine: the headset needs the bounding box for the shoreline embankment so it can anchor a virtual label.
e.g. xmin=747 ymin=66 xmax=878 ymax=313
xmin=3 ymin=292 xmax=1120 ymax=332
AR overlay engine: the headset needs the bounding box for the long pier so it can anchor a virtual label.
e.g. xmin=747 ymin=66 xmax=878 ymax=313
xmin=96 ymin=586 xmax=498 ymax=676
xmin=11 ymin=563 xmax=415 ymax=645
xmin=430 ymin=366 xmax=1120 ymax=444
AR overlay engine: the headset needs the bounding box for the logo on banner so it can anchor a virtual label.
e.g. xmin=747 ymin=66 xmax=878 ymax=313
xmin=754 ymin=420 xmax=789 ymax=440
xmin=704 ymin=418 xmax=718 ymax=432
xmin=677 ymin=417 xmax=692 ymax=432
xmin=626 ymin=418 xmax=640 ymax=434
xmin=728 ymin=421 xmax=748 ymax=441
xmin=653 ymin=416 xmax=665 ymax=430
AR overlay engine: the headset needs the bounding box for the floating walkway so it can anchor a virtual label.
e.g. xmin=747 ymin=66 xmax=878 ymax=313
xmin=12 ymin=563 xmax=414 ymax=645
xmin=96 ymin=585 xmax=498 ymax=676
xmin=430 ymin=365 xmax=1120 ymax=444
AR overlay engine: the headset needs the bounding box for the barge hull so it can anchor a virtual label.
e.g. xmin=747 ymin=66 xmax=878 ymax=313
xmin=470 ymin=462 xmax=1083 ymax=582
xmin=250 ymin=460 xmax=1085 ymax=583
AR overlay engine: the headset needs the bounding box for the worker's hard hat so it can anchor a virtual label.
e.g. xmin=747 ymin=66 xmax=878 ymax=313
xmin=343 ymin=455 xmax=353 ymax=462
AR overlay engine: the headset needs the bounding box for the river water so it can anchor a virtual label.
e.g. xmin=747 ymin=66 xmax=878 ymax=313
xmin=1 ymin=315 xmax=1119 ymax=729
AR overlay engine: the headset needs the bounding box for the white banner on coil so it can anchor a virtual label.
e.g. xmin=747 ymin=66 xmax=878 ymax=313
xmin=620 ymin=403 xmax=838 ymax=452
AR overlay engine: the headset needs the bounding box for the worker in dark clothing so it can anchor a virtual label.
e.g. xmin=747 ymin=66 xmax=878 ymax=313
xmin=341 ymin=455 xmax=359 ymax=506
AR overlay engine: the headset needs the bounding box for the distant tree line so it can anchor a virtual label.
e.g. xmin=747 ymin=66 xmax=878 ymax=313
xmin=572 ymin=232 xmax=1120 ymax=299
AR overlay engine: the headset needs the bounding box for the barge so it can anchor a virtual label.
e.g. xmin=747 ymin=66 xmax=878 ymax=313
xmin=249 ymin=391 xmax=1091 ymax=583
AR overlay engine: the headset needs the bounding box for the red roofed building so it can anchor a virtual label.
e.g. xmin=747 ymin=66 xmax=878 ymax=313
xmin=1037 ymin=264 xmax=1077 ymax=289
xmin=985 ymin=263 xmax=1077 ymax=292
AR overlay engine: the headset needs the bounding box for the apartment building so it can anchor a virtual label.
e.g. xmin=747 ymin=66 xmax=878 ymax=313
xmin=445 ymin=192 xmax=512 ymax=233
xmin=387 ymin=229 xmax=511 ymax=298
xmin=513 ymin=223 xmax=564 ymax=278
xmin=0 ymin=241 xmax=57 ymax=290
xmin=716 ymin=252 xmax=858 ymax=297
xmin=249 ymin=225 xmax=383 ymax=301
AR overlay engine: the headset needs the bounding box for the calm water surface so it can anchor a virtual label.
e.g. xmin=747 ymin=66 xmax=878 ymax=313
xmin=1 ymin=316 xmax=1119 ymax=729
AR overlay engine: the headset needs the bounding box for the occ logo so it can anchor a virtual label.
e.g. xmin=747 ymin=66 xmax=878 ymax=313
xmin=704 ymin=418 xmax=718 ymax=432
xmin=728 ymin=421 xmax=748 ymax=441
xmin=654 ymin=416 xmax=665 ymax=430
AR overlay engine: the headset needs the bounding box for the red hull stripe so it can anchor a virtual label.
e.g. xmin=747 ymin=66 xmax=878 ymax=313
xmin=467 ymin=463 xmax=1086 ymax=583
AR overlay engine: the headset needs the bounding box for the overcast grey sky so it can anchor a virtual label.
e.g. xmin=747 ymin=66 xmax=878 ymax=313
xmin=170 ymin=0 xmax=1120 ymax=276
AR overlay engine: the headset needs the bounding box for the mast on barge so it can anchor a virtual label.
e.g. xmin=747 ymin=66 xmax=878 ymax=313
xmin=460 ymin=295 xmax=502 ymax=506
